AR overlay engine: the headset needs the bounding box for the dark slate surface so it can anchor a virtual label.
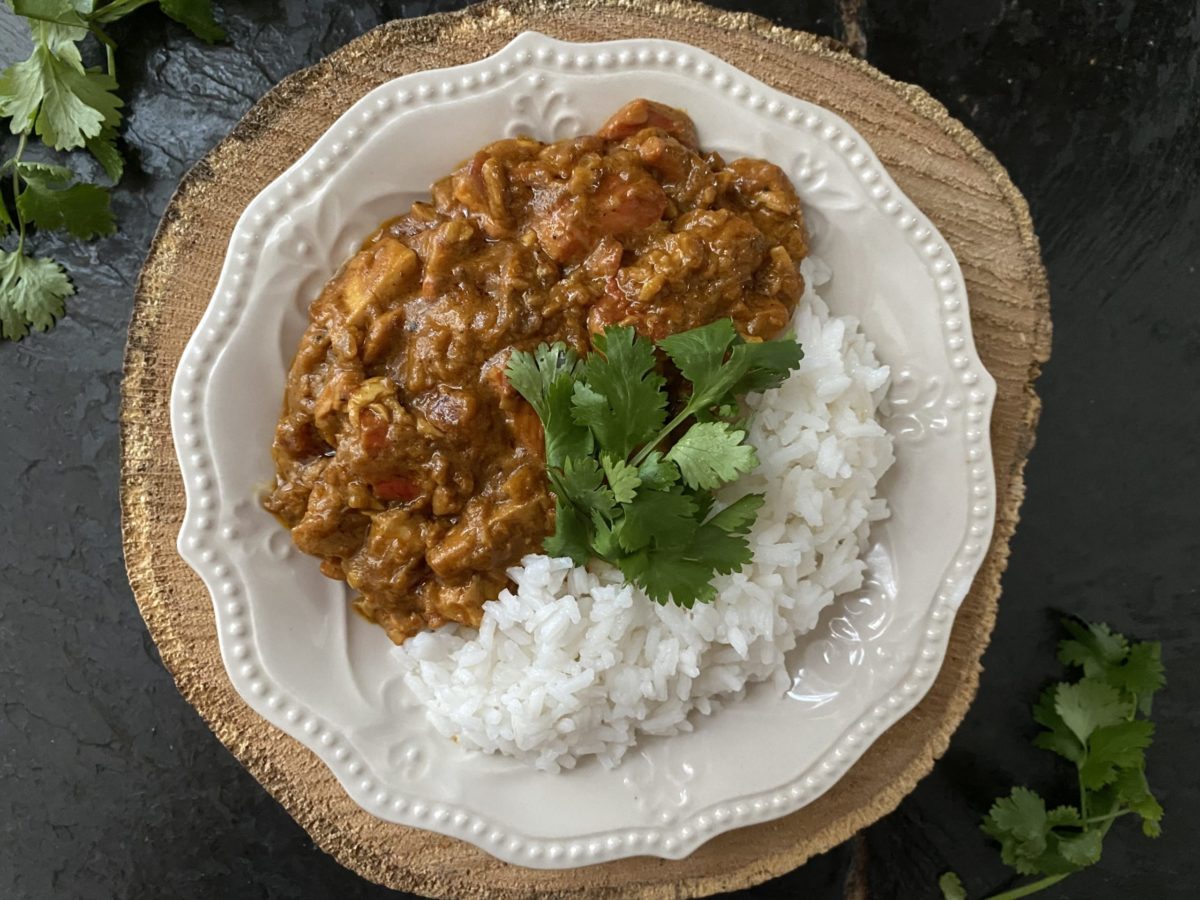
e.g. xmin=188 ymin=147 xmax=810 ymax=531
xmin=1 ymin=2 xmax=1197 ymax=898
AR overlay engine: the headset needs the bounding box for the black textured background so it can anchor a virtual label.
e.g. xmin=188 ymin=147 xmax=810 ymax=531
xmin=1 ymin=2 xmax=1197 ymax=898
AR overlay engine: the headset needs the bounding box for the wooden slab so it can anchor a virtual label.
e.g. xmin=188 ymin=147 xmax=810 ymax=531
xmin=120 ymin=1 xmax=1051 ymax=896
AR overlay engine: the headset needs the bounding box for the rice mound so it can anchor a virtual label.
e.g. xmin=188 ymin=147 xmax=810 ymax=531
xmin=392 ymin=258 xmax=895 ymax=772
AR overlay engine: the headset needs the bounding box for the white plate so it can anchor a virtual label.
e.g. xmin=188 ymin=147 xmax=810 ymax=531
xmin=170 ymin=32 xmax=996 ymax=868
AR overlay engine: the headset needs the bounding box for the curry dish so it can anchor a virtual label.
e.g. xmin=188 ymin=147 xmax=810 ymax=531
xmin=265 ymin=99 xmax=810 ymax=644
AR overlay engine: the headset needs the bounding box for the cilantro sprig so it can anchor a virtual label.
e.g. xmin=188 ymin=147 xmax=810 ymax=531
xmin=0 ymin=0 xmax=223 ymax=340
xmin=940 ymin=619 xmax=1165 ymax=900
xmin=506 ymin=318 xmax=802 ymax=607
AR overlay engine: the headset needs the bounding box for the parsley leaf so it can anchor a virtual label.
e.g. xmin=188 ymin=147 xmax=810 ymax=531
xmin=665 ymin=421 xmax=758 ymax=490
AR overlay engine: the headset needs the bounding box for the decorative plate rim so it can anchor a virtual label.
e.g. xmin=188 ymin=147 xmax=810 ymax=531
xmin=169 ymin=31 xmax=997 ymax=868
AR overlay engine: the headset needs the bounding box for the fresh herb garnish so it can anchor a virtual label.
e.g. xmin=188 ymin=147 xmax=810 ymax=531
xmin=506 ymin=318 xmax=802 ymax=607
xmin=939 ymin=618 xmax=1165 ymax=900
xmin=0 ymin=0 xmax=224 ymax=340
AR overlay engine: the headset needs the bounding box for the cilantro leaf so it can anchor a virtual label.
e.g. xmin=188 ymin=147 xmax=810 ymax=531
xmin=688 ymin=519 xmax=754 ymax=575
xmin=1079 ymin=720 xmax=1154 ymax=790
xmin=571 ymin=325 xmax=667 ymax=459
xmin=1032 ymin=684 xmax=1085 ymax=764
xmin=1056 ymin=829 xmax=1103 ymax=868
xmin=725 ymin=335 xmax=807 ymax=395
xmin=4 ymin=46 xmax=123 ymax=151
xmin=616 ymin=545 xmax=714 ymax=608
xmin=11 ymin=0 xmax=89 ymax=31
xmin=588 ymin=511 xmax=621 ymax=559
xmin=1114 ymin=767 xmax=1164 ymax=838
xmin=549 ymin=456 xmax=615 ymax=521
xmin=1108 ymin=641 xmax=1165 ymax=715
xmin=615 ymin=488 xmax=697 ymax=553
xmin=636 ymin=451 xmax=679 ymax=490
xmin=1045 ymin=806 xmax=1082 ymax=827
xmin=543 ymin=497 xmax=590 ymax=564
xmin=508 ymin=320 xmax=800 ymax=604
xmin=950 ymin=620 xmax=1166 ymax=900
xmin=601 ymin=454 xmax=640 ymax=504
xmin=937 ymin=872 xmax=967 ymax=900
xmin=85 ymin=125 xmax=124 ymax=182
xmin=1058 ymin=619 xmax=1129 ymax=677
xmin=0 ymin=53 xmax=47 ymax=133
xmin=659 ymin=318 xmax=803 ymax=417
xmin=657 ymin=317 xmax=738 ymax=390
xmin=0 ymin=250 xmax=73 ymax=339
xmin=1054 ymin=678 xmax=1129 ymax=744
xmin=707 ymin=493 xmax=765 ymax=535
xmin=17 ymin=162 xmax=115 ymax=239
xmin=665 ymin=421 xmax=758 ymax=490
xmin=982 ymin=787 xmax=1053 ymax=876
xmin=159 ymin=0 xmax=226 ymax=43
xmin=506 ymin=343 xmax=592 ymax=467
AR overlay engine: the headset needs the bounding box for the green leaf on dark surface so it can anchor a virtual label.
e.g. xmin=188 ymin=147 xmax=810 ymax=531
xmin=159 ymin=0 xmax=226 ymax=43
xmin=947 ymin=619 xmax=1166 ymax=899
xmin=1054 ymin=678 xmax=1128 ymax=744
xmin=0 ymin=250 xmax=74 ymax=340
xmin=0 ymin=0 xmax=222 ymax=341
xmin=1079 ymin=720 xmax=1154 ymax=789
xmin=937 ymin=872 xmax=967 ymax=900
xmin=85 ymin=125 xmax=124 ymax=182
xmin=16 ymin=162 xmax=115 ymax=239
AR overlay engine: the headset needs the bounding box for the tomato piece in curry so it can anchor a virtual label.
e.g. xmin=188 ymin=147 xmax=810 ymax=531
xmin=264 ymin=99 xmax=809 ymax=644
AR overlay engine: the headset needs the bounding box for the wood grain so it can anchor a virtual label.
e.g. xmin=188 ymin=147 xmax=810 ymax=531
xmin=120 ymin=1 xmax=1051 ymax=896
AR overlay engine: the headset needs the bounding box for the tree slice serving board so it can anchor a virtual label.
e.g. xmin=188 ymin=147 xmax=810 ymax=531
xmin=120 ymin=1 xmax=1052 ymax=896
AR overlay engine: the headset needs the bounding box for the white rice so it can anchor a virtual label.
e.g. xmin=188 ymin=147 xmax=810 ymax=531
xmin=392 ymin=257 xmax=895 ymax=772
